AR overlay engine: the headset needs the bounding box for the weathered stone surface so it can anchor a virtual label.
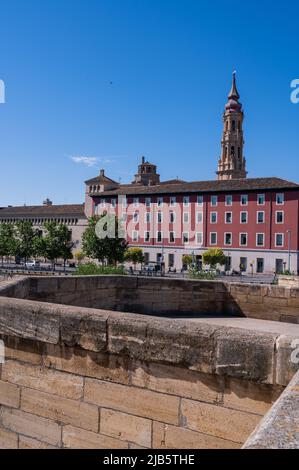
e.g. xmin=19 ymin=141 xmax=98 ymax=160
xmin=0 ymin=380 xmax=20 ymax=408
xmin=131 ymin=361 xmax=222 ymax=404
xmin=153 ymin=421 xmax=240 ymax=449
xmin=0 ymin=297 xmax=60 ymax=344
xmin=63 ymin=425 xmax=128 ymax=449
xmin=0 ymin=428 xmax=18 ymax=449
xmin=0 ymin=407 xmax=61 ymax=446
xmin=275 ymin=335 xmax=299 ymax=386
xmin=215 ymin=327 xmax=276 ymax=383
xmin=21 ymin=388 xmax=99 ymax=432
xmin=45 ymin=344 xmax=130 ymax=385
xmin=181 ymin=398 xmax=261 ymax=444
xmin=84 ymin=379 xmax=180 ymax=425
xmin=59 ymin=306 xmax=109 ymax=352
xmin=222 ymin=378 xmax=282 ymax=415
xmin=100 ymin=409 xmax=152 ymax=447
xmin=243 ymin=370 xmax=299 ymax=449
xmin=0 ymin=335 xmax=43 ymax=365
xmin=2 ymin=360 xmax=84 ymax=399
xmin=19 ymin=436 xmax=57 ymax=449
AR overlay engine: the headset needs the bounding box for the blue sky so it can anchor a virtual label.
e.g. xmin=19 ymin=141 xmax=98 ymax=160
xmin=0 ymin=0 xmax=298 ymax=206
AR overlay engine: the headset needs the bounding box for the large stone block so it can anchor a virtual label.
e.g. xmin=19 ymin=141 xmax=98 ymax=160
xmin=21 ymin=388 xmax=99 ymax=432
xmin=152 ymin=421 xmax=240 ymax=449
xmin=44 ymin=344 xmax=130 ymax=385
xmin=0 ymin=380 xmax=20 ymax=408
xmin=131 ymin=361 xmax=222 ymax=404
xmin=59 ymin=306 xmax=109 ymax=352
xmin=215 ymin=327 xmax=276 ymax=383
xmin=0 ymin=298 xmax=60 ymax=344
xmin=62 ymin=425 xmax=127 ymax=449
xmin=84 ymin=379 xmax=180 ymax=425
xmin=2 ymin=360 xmax=84 ymax=399
xmin=0 ymin=407 xmax=61 ymax=447
xmin=100 ymin=409 xmax=152 ymax=447
xmin=181 ymin=399 xmax=261 ymax=444
xmin=0 ymin=428 xmax=18 ymax=449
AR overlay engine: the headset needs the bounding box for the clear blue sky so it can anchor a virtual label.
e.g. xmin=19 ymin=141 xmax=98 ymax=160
xmin=0 ymin=0 xmax=298 ymax=206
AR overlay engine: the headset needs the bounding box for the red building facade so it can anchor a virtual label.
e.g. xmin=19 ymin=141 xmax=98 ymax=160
xmin=84 ymin=75 xmax=299 ymax=274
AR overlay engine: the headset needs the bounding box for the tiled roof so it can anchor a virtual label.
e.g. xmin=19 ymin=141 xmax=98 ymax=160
xmin=0 ymin=204 xmax=86 ymax=218
xmin=88 ymin=177 xmax=299 ymax=196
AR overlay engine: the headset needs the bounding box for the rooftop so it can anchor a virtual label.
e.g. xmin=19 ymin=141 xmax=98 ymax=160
xmin=0 ymin=203 xmax=86 ymax=218
xmin=88 ymin=176 xmax=299 ymax=197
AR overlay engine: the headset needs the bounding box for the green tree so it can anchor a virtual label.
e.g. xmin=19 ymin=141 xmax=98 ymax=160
xmin=202 ymin=248 xmax=227 ymax=270
xmin=182 ymin=254 xmax=193 ymax=268
xmin=0 ymin=223 xmax=16 ymax=266
xmin=14 ymin=221 xmax=39 ymax=264
xmin=42 ymin=221 xmax=74 ymax=270
xmin=82 ymin=214 xmax=127 ymax=265
xmin=124 ymin=247 xmax=144 ymax=269
xmin=74 ymin=250 xmax=85 ymax=265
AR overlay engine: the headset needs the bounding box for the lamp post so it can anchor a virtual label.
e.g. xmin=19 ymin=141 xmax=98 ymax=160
xmin=287 ymin=230 xmax=291 ymax=273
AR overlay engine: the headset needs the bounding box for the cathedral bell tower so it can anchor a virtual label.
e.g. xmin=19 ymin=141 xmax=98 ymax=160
xmin=217 ymin=72 xmax=247 ymax=180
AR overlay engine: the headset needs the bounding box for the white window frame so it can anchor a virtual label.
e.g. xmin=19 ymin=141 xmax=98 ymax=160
xmin=145 ymin=212 xmax=151 ymax=224
xmin=275 ymin=233 xmax=284 ymax=248
xmin=210 ymin=232 xmax=217 ymax=245
xmin=157 ymin=197 xmax=163 ymax=207
xmin=196 ymin=232 xmax=203 ymax=245
xmin=275 ymin=211 xmax=284 ymax=224
xmin=183 ymin=212 xmax=189 ymax=224
xmin=145 ymin=197 xmax=151 ymax=207
xmin=240 ymin=233 xmax=248 ymax=247
xmin=256 ymin=233 xmax=265 ymax=247
xmin=240 ymin=211 xmax=248 ymax=224
xmin=182 ymin=232 xmax=189 ymax=244
xmin=210 ymin=212 xmax=217 ymax=224
xmin=240 ymin=194 xmax=248 ymax=206
xmin=211 ymin=195 xmax=218 ymax=207
xmin=196 ymin=211 xmax=203 ymax=224
xmin=100 ymin=199 xmax=106 ymax=208
xmin=183 ymin=196 xmax=190 ymax=207
xmin=257 ymin=211 xmax=265 ymax=224
xmin=169 ymin=211 xmax=176 ymax=223
xmin=133 ymin=212 xmax=139 ymax=223
xmin=257 ymin=194 xmax=265 ymax=206
xmin=225 ymin=195 xmax=233 ymax=206
xmin=111 ymin=198 xmax=117 ymax=208
xmin=121 ymin=213 xmax=127 ymax=222
xmin=276 ymin=193 xmax=284 ymax=205
xmin=144 ymin=231 xmax=150 ymax=243
xmin=224 ymin=232 xmax=232 ymax=246
xmin=197 ymin=195 xmax=204 ymax=207
xmin=157 ymin=212 xmax=163 ymax=224
xmin=170 ymin=196 xmax=176 ymax=207
xmin=133 ymin=197 xmax=139 ymax=207
xmin=156 ymin=231 xmax=163 ymax=243
xmin=132 ymin=231 xmax=139 ymax=242
xmin=169 ymin=231 xmax=175 ymax=243
xmin=225 ymin=212 xmax=232 ymax=224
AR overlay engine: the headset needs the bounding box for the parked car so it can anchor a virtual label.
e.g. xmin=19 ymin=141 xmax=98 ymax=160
xmin=25 ymin=260 xmax=40 ymax=269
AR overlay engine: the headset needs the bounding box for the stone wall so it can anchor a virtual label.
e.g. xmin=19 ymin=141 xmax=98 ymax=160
xmin=9 ymin=275 xmax=299 ymax=323
xmin=243 ymin=370 xmax=299 ymax=449
xmin=1 ymin=292 xmax=296 ymax=449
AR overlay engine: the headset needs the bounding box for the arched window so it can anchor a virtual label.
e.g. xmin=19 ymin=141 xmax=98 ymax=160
xmin=231 ymin=146 xmax=235 ymax=156
xmin=232 ymin=120 xmax=236 ymax=131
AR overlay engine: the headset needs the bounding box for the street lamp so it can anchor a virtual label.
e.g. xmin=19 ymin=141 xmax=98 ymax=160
xmin=287 ymin=229 xmax=291 ymax=273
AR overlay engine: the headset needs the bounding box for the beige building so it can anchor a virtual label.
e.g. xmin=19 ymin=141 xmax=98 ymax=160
xmin=0 ymin=199 xmax=87 ymax=252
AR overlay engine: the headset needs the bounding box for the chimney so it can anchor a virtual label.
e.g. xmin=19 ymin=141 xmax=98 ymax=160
xmin=142 ymin=156 xmax=145 ymax=164
xmin=100 ymin=169 xmax=105 ymax=177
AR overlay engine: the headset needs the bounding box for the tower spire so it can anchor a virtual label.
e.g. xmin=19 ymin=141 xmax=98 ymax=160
xmin=228 ymin=71 xmax=240 ymax=100
xmin=216 ymin=72 xmax=247 ymax=180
